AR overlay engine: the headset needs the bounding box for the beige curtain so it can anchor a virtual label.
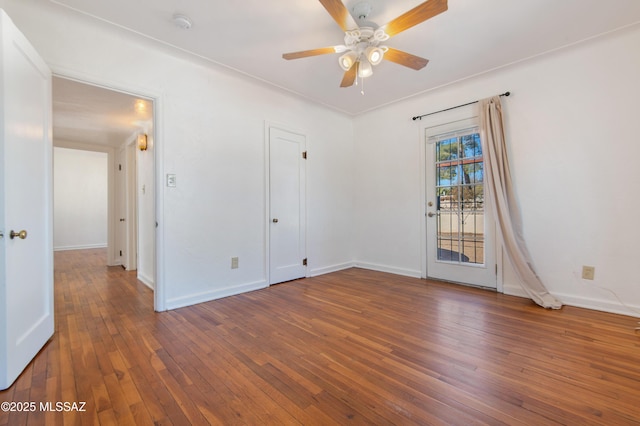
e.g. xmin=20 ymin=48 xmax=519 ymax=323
xmin=479 ymin=96 xmax=563 ymax=309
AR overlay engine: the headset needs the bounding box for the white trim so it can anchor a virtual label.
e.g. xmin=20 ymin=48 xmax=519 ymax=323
xmin=502 ymin=284 xmax=640 ymax=319
xmin=354 ymin=261 xmax=422 ymax=278
xmin=137 ymin=271 xmax=154 ymax=290
xmin=54 ymin=244 xmax=107 ymax=251
xmin=309 ymin=262 xmax=355 ymax=277
xmin=165 ymin=280 xmax=268 ymax=311
xmin=502 ymin=282 xmax=529 ymax=298
xmin=553 ymin=292 xmax=640 ymax=319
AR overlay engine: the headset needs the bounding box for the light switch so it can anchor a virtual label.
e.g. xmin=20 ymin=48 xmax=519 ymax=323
xmin=167 ymin=174 xmax=176 ymax=187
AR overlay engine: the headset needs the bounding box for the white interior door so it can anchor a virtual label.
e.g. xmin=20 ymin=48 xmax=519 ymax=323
xmin=269 ymin=127 xmax=306 ymax=285
xmin=115 ymin=146 xmax=126 ymax=267
xmin=125 ymin=142 xmax=137 ymax=271
xmin=0 ymin=10 xmax=54 ymax=390
xmin=425 ymin=120 xmax=496 ymax=289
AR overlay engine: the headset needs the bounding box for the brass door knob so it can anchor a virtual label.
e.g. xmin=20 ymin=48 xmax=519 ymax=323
xmin=10 ymin=230 xmax=27 ymax=240
xmin=427 ymin=212 xmax=436 ymax=218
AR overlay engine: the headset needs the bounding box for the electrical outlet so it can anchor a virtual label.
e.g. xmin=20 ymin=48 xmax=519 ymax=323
xmin=231 ymin=257 xmax=239 ymax=269
xmin=582 ymin=265 xmax=595 ymax=280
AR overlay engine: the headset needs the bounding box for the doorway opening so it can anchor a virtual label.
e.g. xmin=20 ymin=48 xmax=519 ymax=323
xmin=52 ymin=76 xmax=157 ymax=296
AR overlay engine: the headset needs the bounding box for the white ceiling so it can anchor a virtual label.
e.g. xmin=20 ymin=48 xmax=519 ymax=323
xmin=49 ymin=0 xmax=640 ymax=146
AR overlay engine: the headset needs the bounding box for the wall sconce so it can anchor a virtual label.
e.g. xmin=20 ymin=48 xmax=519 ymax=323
xmin=137 ymin=133 xmax=148 ymax=151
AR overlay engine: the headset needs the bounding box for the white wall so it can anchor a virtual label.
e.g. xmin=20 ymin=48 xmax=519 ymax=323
xmin=353 ymin=25 xmax=640 ymax=317
xmin=53 ymin=147 xmax=108 ymax=251
xmin=5 ymin=0 xmax=639 ymax=317
xmin=0 ymin=0 xmax=354 ymax=310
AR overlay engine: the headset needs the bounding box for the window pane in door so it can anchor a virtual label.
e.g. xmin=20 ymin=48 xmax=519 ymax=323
xmin=434 ymin=133 xmax=485 ymax=266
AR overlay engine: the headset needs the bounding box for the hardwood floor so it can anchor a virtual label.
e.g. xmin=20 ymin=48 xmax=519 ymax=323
xmin=1 ymin=249 xmax=639 ymax=425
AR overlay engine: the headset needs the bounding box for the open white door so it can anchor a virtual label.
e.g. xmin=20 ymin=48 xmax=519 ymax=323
xmin=0 ymin=10 xmax=54 ymax=390
xmin=115 ymin=146 xmax=126 ymax=267
xmin=269 ymin=127 xmax=306 ymax=284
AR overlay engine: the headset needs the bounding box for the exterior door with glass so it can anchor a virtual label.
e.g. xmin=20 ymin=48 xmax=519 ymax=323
xmin=426 ymin=121 xmax=496 ymax=288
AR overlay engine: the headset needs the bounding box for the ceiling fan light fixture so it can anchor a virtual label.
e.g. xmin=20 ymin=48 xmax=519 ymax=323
xmin=365 ymin=46 xmax=384 ymax=65
xmin=339 ymin=51 xmax=358 ymax=71
xmin=357 ymin=60 xmax=373 ymax=78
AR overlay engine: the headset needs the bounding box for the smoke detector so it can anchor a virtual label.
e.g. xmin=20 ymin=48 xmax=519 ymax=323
xmin=172 ymin=14 xmax=193 ymax=30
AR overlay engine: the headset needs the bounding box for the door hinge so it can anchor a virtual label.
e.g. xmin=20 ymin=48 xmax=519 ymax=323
xmin=118 ymin=164 xmax=122 ymax=171
xmin=495 ymin=264 xmax=498 ymax=275
xmin=302 ymin=151 xmax=307 ymax=159
xmin=119 ymin=250 xmax=123 ymax=256
xmin=303 ymin=258 xmax=307 ymax=266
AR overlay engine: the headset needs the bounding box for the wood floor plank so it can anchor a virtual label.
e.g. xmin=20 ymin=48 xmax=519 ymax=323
xmin=1 ymin=249 xmax=639 ymax=424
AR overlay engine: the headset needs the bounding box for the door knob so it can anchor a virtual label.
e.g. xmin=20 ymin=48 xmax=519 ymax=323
xmin=10 ymin=230 xmax=27 ymax=240
xmin=272 ymin=218 xmax=279 ymax=223
xmin=427 ymin=212 xmax=436 ymax=218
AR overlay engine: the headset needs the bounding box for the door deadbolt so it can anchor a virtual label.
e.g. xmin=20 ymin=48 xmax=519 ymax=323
xmin=10 ymin=230 xmax=27 ymax=240
xmin=272 ymin=218 xmax=279 ymax=223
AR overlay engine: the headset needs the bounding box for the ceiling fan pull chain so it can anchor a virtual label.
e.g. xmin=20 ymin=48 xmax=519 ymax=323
xmin=361 ymin=74 xmax=365 ymax=95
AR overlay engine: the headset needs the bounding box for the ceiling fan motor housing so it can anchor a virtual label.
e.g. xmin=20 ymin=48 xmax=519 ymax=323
xmin=340 ymin=27 xmax=389 ymax=71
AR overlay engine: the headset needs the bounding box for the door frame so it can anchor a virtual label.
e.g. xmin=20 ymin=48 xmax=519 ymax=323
xmin=264 ymin=121 xmax=308 ymax=285
xmin=51 ymin=67 xmax=166 ymax=311
xmin=419 ymin=105 xmax=503 ymax=293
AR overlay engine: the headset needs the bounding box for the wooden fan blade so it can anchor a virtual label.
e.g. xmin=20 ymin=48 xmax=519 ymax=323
xmin=381 ymin=0 xmax=448 ymax=37
xmin=384 ymin=48 xmax=429 ymax=70
xmin=318 ymin=0 xmax=359 ymax=32
xmin=340 ymin=66 xmax=357 ymax=87
xmin=283 ymin=47 xmax=338 ymax=60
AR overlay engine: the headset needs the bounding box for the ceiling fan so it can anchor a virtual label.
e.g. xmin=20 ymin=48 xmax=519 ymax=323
xmin=283 ymin=0 xmax=448 ymax=89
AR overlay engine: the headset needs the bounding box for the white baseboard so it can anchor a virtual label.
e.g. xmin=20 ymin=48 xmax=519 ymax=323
xmin=553 ymin=292 xmax=640 ymax=318
xmin=503 ymin=282 xmax=640 ymax=318
xmin=165 ymin=280 xmax=268 ymax=310
xmin=54 ymin=243 xmax=107 ymax=251
xmin=137 ymin=272 xmax=155 ymax=290
xmin=309 ymin=262 xmax=355 ymax=277
xmin=503 ymin=283 xmax=529 ymax=299
xmin=353 ymin=261 xmax=422 ymax=278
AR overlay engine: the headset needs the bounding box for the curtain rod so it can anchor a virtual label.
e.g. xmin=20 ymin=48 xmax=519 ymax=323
xmin=412 ymin=91 xmax=511 ymax=121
